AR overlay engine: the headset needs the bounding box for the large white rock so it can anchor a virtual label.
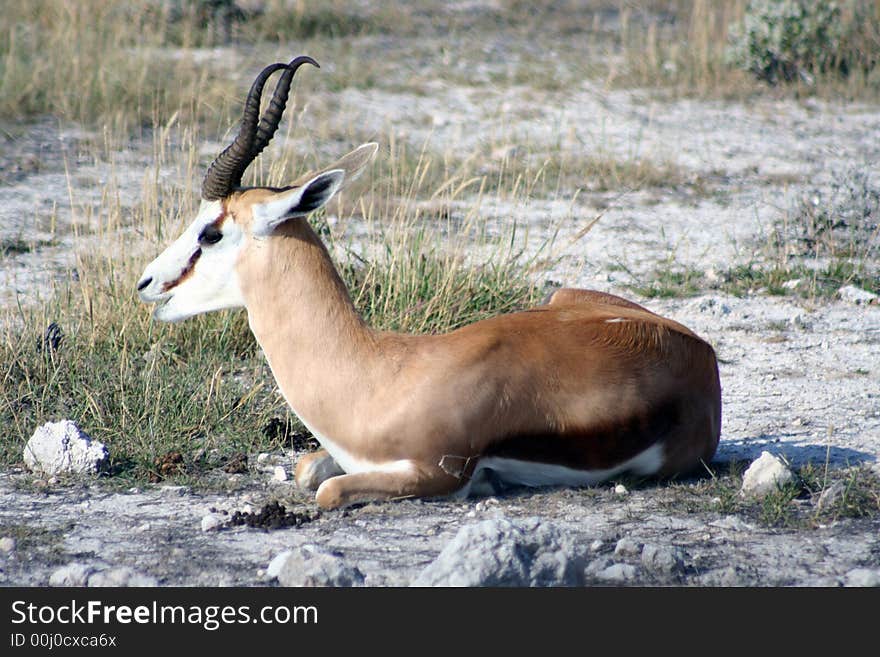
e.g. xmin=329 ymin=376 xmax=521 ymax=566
xmin=412 ymin=517 xmax=589 ymax=587
xmin=23 ymin=420 xmax=108 ymax=476
xmin=741 ymin=451 xmax=794 ymax=497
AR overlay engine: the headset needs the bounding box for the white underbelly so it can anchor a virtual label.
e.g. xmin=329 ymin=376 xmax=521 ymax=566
xmin=463 ymin=441 xmax=665 ymax=496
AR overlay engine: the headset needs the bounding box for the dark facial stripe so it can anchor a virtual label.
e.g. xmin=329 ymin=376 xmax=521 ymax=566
xmin=162 ymin=248 xmax=202 ymax=292
xmin=160 ymin=205 xmax=228 ymax=293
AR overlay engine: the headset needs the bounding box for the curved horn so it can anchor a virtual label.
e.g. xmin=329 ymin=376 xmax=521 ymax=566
xmin=201 ymin=62 xmax=289 ymax=201
xmin=251 ymin=55 xmax=320 ymax=161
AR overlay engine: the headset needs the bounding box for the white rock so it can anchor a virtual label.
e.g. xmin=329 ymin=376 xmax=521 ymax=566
xmin=277 ymin=545 xmax=364 ymax=587
xmin=589 ymin=539 xmax=604 ymax=552
xmin=641 ymin=544 xmax=686 ymax=574
xmin=413 ymin=517 xmax=588 ymax=587
xmin=781 ymin=278 xmax=802 ymax=290
xmin=88 ymin=567 xmax=158 ymax=587
xmin=838 ymin=285 xmax=877 ymax=305
xmin=200 ymin=513 xmax=225 ymax=532
xmin=816 ymin=481 xmax=846 ymax=513
xmin=49 ymin=563 xmax=94 ymax=587
xmin=614 ymin=484 xmax=628 ymax=495
xmin=256 ymin=453 xmax=270 ymax=464
xmin=266 ymin=550 xmax=293 ymax=579
xmin=595 ymin=563 xmax=638 ymax=582
xmin=741 ymin=451 xmax=794 ymax=497
xmin=614 ymin=537 xmax=642 ymax=558
xmin=23 ymin=420 xmax=108 ymax=476
xmin=844 ymin=568 xmax=880 ymax=587
xmin=0 ymin=537 xmax=16 ymax=553
xmin=272 ymin=466 xmax=288 ymax=482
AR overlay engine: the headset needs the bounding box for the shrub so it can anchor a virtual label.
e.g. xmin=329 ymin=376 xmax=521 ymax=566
xmin=728 ymin=0 xmax=880 ymax=84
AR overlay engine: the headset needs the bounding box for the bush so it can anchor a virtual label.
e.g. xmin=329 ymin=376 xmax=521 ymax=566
xmin=728 ymin=0 xmax=880 ymax=84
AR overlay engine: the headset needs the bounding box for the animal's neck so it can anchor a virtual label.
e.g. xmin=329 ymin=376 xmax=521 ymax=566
xmin=238 ymin=219 xmax=378 ymax=436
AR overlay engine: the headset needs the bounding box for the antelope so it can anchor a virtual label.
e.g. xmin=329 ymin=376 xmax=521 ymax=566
xmin=137 ymin=57 xmax=722 ymax=510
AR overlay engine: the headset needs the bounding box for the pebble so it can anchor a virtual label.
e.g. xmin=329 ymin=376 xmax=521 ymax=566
xmin=838 ymin=285 xmax=878 ymax=305
xmin=595 ymin=563 xmax=638 ymax=583
xmin=614 ymin=484 xmax=628 ymax=495
xmin=0 ymin=537 xmax=16 ymax=553
xmin=614 ymin=537 xmax=642 ymax=558
xmin=641 ymin=544 xmax=686 ymax=575
xmin=49 ymin=563 xmax=94 ymax=587
xmin=272 ymin=466 xmax=288 ymax=482
xmin=816 ymin=481 xmax=846 ymax=513
xmin=88 ymin=567 xmax=158 ymax=587
xmin=844 ymin=568 xmax=880 ymax=587
xmin=266 ymin=550 xmax=293 ymax=579
xmin=275 ymin=546 xmax=365 ymax=587
xmin=200 ymin=513 xmax=225 ymax=532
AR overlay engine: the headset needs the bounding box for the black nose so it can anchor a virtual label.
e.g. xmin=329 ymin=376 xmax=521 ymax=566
xmin=137 ymin=277 xmax=152 ymax=292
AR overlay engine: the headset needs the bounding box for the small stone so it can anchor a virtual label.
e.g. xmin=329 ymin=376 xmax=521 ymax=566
xmin=585 ymin=557 xmax=614 ymax=575
xmin=277 ymin=546 xmax=364 ymax=587
xmin=272 ymin=466 xmax=288 ymax=482
xmin=709 ymin=515 xmax=754 ymax=532
xmin=257 ymin=453 xmax=270 ymax=464
xmin=838 ymin=285 xmax=878 ymax=305
xmin=589 ymin=539 xmax=604 ymax=552
xmin=740 ymin=451 xmax=794 ymax=497
xmin=266 ymin=550 xmax=293 ymax=579
xmin=844 ymin=568 xmax=880 ymax=587
xmin=200 ymin=513 xmax=225 ymax=532
xmin=696 ymin=297 xmax=731 ymax=316
xmin=614 ymin=484 xmax=628 ymax=495
xmin=641 ymin=544 xmax=686 ymax=575
xmin=49 ymin=563 xmax=94 ymax=587
xmin=159 ymin=485 xmax=189 ymax=496
xmin=88 ymin=567 xmax=158 ymax=587
xmin=781 ymin=279 xmax=801 ymax=290
xmin=595 ymin=563 xmax=638 ymax=583
xmin=0 ymin=537 xmax=16 ymax=553
xmin=816 ymin=481 xmax=846 ymax=513
xmin=614 ymin=537 xmax=642 ymax=558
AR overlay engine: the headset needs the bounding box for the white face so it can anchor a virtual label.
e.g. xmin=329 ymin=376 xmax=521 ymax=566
xmin=138 ymin=169 xmax=346 ymax=323
xmin=137 ymin=199 xmax=246 ymax=322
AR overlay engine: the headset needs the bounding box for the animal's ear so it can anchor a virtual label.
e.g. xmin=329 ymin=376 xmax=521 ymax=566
xmin=251 ymin=169 xmax=344 ymax=237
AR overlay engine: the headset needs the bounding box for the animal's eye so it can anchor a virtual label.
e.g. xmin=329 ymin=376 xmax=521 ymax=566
xmin=198 ymin=224 xmax=223 ymax=246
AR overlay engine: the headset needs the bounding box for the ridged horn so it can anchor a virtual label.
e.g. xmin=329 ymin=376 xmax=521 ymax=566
xmin=200 ymin=56 xmax=319 ymax=201
xmin=251 ymin=55 xmax=319 ymax=162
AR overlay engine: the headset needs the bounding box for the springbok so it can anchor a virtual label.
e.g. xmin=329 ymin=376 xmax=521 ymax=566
xmin=138 ymin=57 xmax=722 ymax=509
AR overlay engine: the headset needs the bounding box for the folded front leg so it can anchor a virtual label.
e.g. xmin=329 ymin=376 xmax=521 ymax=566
xmin=295 ymin=449 xmax=345 ymax=491
xmin=314 ymin=466 xmax=460 ymax=510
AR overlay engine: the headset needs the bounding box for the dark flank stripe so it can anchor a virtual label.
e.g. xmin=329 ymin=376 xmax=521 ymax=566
xmin=484 ymin=399 xmax=680 ymax=470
